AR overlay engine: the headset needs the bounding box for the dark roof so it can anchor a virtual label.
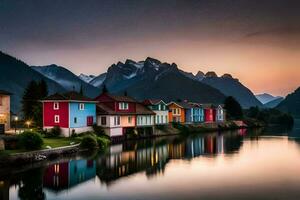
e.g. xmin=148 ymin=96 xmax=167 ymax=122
xmin=201 ymin=104 xmax=216 ymax=109
xmin=106 ymin=93 xmax=137 ymax=102
xmin=136 ymin=103 xmax=155 ymax=115
xmin=167 ymin=101 xmax=193 ymax=109
xmin=0 ymin=90 xmax=12 ymax=95
xmin=43 ymin=91 xmax=95 ymax=102
xmin=143 ymin=99 xmax=167 ymax=105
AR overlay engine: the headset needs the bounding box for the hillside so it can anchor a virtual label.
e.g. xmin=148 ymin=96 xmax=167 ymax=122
xmin=276 ymin=87 xmax=300 ymax=117
xmin=31 ymin=65 xmax=100 ymax=98
xmin=0 ymin=52 xmax=66 ymax=113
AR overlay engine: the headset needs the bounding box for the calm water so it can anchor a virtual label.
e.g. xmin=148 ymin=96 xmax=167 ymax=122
xmin=1 ymin=121 xmax=300 ymax=200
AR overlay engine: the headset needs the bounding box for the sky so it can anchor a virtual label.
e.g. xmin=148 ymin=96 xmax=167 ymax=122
xmin=0 ymin=0 xmax=300 ymax=96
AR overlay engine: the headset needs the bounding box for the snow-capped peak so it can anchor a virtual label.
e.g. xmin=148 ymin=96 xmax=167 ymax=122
xmin=78 ymin=73 xmax=96 ymax=83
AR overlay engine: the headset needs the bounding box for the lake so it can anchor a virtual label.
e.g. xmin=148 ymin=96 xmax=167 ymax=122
xmin=1 ymin=121 xmax=300 ymax=200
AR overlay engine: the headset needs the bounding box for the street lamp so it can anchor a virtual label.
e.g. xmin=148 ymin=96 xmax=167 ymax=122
xmin=14 ymin=116 xmax=18 ymax=134
xmin=25 ymin=121 xmax=31 ymax=129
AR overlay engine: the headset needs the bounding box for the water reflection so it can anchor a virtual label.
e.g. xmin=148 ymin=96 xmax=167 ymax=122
xmin=3 ymin=126 xmax=300 ymax=200
xmin=0 ymin=130 xmax=246 ymax=200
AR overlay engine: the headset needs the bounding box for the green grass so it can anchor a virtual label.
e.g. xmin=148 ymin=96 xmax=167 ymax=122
xmin=42 ymin=137 xmax=81 ymax=149
xmin=0 ymin=137 xmax=81 ymax=156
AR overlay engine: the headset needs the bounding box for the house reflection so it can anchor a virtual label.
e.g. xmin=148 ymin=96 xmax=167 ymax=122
xmin=43 ymin=159 xmax=96 ymax=192
xmin=97 ymin=131 xmax=245 ymax=185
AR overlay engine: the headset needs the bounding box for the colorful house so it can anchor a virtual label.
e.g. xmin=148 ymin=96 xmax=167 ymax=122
xmin=95 ymin=93 xmax=137 ymax=137
xmin=186 ymin=102 xmax=205 ymax=123
xmin=143 ymin=99 xmax=169 ymax=125
xmin=0 ymin=90 xmax=11 ymax=133
xmin=136 ymin=103 xmax=156 ymax=127
xmin=95 ymin=93 xmax=156 ymax=138
xmin=203 ymin=104 xmax=216 ymax=123
xmin=167 ymin=102 xmax=186 ymax=123
xmin=42 ymin=91 xmax=97 ymax=137
xmin=215 ymin=105 xmax=226 ymax=122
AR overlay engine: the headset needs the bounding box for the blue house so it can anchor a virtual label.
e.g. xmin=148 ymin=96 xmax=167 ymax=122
xmin=188 ymin=103 xmax=204 ymax=123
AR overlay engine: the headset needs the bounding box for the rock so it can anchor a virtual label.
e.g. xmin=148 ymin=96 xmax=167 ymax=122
xmin=205 ymin=71 xmax=218 ymax=77
xmin=221 ymin=73 xmax=233 ymax=79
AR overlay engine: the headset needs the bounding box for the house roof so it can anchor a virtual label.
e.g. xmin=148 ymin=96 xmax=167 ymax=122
xmin=0 ymin=90 xmax=12 ymax=95
xmin=96 ymin=102 xmax=155 ymax=115
xmin=103 ymin=93 xmax=137 ymax=102
xmin=136 ymin=103 xmax=155 ymax=115
xmin=42 ymin=91 xmax=96 ymax=102
xmin=167 ymin=101 xmax=193 ymax=109
xmin=143 ymin=99 xmax=167 ymax=106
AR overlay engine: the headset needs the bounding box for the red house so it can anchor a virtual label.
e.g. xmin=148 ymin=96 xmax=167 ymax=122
xmin=43 ymin=162 xmax=69 ymax=190
xmin=42 ymin=91 xmax=97 ymax=137
xmin=203 ymin=104 xmax=216 ymax=123
xmin=94 ymin=93 xmax=137 ymax=113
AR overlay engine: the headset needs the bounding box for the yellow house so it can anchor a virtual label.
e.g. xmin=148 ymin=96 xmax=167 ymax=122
xmin=0 ymin=90 xmax=11 ymax=132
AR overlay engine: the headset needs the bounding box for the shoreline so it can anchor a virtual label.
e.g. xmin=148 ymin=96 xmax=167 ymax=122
xmin=0 ymin=120 xmax=263 ymax=167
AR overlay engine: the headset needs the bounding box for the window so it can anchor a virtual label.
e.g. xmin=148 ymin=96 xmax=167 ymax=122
xmin=172 ymin=108 xmax=180 ymax=115
xmin=128 ymin=116 xmax=132 ymax=123
xmin=119 ymin=102 xmax=129 ymax=110
xmin=101 ymin=117 xmax=106 ymax=125
xmin=114 ymin=116 xmax=120 ymax=125
xmin=165 ymin=115 xmax=168 ymax=123
xmin=161 ymin=115 xmax=163 ymax=123
xmin=53 ymin=102 xmax=59 ymax=110
xmin=158 ymin=104 xmax=161 ymax=110
xmin=74 ymin=117 xmax=77 ymax=124
xmin=156 ymin=115 xmax=159 ymax=124
xmin=79 ymin=103 xmax=85 ymax=110
xmin=54 ymin=115 xmax=60 ymax=123
xmin=87 ymin=116 xmax=93 ymax=126
xmin=163 ymin=105 xmax=166 ymax=110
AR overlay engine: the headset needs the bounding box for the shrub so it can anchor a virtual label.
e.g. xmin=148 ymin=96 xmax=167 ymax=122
xmin=97 ymin=137 xmax=110 ymax=150
xmin=92 ymin=124 xmax=105 ymax=136
xmin=80 ymin=135 xmax=97 ymax=149
xmin=44 ymin=126 xmax=61 ymax=138
xmin=71 ymin=129 xmax=77 ymax=137
xmin=18 ymin=131 xmax=44 ymax=150
xmin=50 ymin=126 xmax=61 ymax=137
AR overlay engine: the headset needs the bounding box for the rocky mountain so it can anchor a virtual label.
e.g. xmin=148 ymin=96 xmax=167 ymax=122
xmin=78 ymin=73 xmax=95 ymax=83
xmin=181 ymin=70 xmax=262 ymax=108
xmin=264 ymin=97 xmax=284 ymax=108
xmin=96 ymin=57 xmax=226 ymax=104
xmin=0 ymin=51 xmax=66 ymax=113
xmin=89 ymin=73 xmax=107 ymax=88
xmin=31 ymin=65 xmax=100 ymax=98
xmin=276 ymin=87 xmax=300 ymax=117
xmin=256 ymin=93 xmax=282 ymax=104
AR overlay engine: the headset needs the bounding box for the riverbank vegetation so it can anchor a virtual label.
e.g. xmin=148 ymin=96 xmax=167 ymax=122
xmin=1 ymin=125 xmax=110 ymax=156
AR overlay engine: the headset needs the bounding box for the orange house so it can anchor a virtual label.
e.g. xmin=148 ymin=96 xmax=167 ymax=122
xmin=167 ymin=102 xmax=186 ymax=123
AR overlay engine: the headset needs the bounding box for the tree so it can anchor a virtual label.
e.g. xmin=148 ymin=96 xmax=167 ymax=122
xmin=102 ymin=84 xmax=108 ymax=94
xmin=38 ymin=80 xmax=48 ymax=98
xmin=22 ymin=80 xmax=48 ymax=127
xmin=224 ymin=96 xmax=243 ymax=120
xmin=22 ymin=81 xmax=39 ymax=120
xmin=79 ymin=84 xmax=83 ymax=95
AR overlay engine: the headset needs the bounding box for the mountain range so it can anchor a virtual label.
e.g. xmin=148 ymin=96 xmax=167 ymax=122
xmin=276 ymin=87 xmax=300 ymax=117
xmin=31 ymin=65 xmax=100 ymax=98
xmin=0 ymin=51 xmax=288 ymax=114
xmin=255 ymin=93 xmax=283 ymax=104
xmin=84 ymin=58 xmax=263 ymax=108
xmin=0 ymin=52 xmax=66 ymax=113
